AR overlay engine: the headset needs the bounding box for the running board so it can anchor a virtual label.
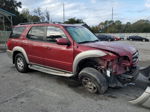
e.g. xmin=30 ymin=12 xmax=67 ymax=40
xmin=29 ymin=65 xmax=73 ymax=77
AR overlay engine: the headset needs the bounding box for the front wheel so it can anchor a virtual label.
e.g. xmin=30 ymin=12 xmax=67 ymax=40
xmin=79 ymin=67 xmax=108 ymax=94
xmin=15 ymin=53 xmax=29 ymax=73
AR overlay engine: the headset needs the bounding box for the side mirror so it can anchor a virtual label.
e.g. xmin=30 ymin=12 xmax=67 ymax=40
xmin=56 ymin=38 xmax=70 ymax=45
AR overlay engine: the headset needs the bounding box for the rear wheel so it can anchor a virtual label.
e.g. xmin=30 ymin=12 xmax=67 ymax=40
xmin=15 ymin=53 xmax=29 ymax=73
xmin=79 ymin=67 xmax=108 ymax=94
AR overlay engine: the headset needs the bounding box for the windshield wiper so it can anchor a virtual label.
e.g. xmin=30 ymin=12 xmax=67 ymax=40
xmin=92 ymin=40 xmax=99 ymax=42
xmin=78 ymin=40 xmax=99 ymax=44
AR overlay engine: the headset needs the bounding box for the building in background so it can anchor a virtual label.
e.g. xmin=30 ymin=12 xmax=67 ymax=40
xmin=0 ymin=8 xmax=15 ymax=31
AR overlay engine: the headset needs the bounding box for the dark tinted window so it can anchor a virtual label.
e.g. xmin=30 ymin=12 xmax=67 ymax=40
xmin=27 ymin=26 xmax=46 ymax=41
xmin=10 ymin=27 xmax=26 ymax=38
xmin=45 ymin=26 xmax=67 ymax=43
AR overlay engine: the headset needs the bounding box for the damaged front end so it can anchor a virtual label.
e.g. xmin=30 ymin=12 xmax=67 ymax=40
xmin=97 ymin=51 xmax=139 ymax=87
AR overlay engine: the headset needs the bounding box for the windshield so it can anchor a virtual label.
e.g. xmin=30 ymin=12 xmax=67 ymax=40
xmin=65 ymin=26 xmax=99 ymax=43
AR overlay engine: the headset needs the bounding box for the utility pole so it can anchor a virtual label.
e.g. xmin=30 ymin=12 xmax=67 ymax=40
xmin=63 ymin=3 xmax=65 ymax=23
xmin=112 ymin=7 xmax=113 ymax=21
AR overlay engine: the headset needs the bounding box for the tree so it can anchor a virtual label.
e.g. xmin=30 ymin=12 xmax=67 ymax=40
xmin=0 ymin=0 xmax=22 ymax=25
xmin=45 ymin=9 xmax=50 ymax=22
xmin=90 ymin=26 xmax=100 ymax=33
xmin=34 ymin=8 xmax=45 ymax=22
xmin=0 ymin=0 xmax=21 ymax=13
xmin=64 ymin=18 xmax=84 ymax=24
xmin=21 ymin=8 xmax=40 ymax=22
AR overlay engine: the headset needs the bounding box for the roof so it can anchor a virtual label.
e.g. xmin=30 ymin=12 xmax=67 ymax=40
xmin=0 ymin=8 xmax=15 ymax=17
xmin=15 ymin=22 xmax=84 ymax=27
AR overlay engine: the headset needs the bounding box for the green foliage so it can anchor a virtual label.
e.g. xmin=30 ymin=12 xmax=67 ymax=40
xmin=91 ymin=20 xmax=150 ymax=33
xmin=20 ymin=9 xmax=40 ymax=22
xmin=64 ymin=18 xmax=84 ymax=24
xmin=0 ymin=0 xmax=22 ymax=25
xmin=90 ymin=26 xmax=100 ymax=33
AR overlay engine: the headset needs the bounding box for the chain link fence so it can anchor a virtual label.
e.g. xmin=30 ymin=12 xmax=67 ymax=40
xmin=0 ymin=31 xmax=11 ymax=52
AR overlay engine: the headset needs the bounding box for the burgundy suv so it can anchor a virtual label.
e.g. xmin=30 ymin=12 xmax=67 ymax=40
xmin=7 ymin=23 xmax=139 ymax=94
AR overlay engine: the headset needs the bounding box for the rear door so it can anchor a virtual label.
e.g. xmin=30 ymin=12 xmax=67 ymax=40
xmin=26 ymin=26 xmax=47 ymax=65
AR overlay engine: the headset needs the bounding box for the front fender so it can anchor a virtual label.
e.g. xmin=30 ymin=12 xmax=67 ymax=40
xmin=73 ymin=50 xmax=106 ymax=75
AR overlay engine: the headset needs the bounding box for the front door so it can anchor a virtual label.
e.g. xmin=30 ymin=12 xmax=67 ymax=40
xmin=43 ymin=26 xmax=74 ymax=72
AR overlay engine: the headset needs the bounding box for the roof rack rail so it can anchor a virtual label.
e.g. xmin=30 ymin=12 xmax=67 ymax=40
xmin=52 ymin=22 xmax=63 ymax=24
xmin=18 ymin=22 xmax=49 ymax=25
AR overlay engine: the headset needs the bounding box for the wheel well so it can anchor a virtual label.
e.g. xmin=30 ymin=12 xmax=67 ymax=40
xmin=76 ymin=58 xmax=99 ymax=76
xmin=13 ymin=51 xmax=22 ymax=64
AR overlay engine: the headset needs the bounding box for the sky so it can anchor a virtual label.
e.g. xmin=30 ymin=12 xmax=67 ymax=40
xmin=17 ymin=0 xmax=150 ymax=26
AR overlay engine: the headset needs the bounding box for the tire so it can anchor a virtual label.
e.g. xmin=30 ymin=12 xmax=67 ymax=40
xmin=129 ymin=39 xmax=132 ymax=41
xmin=142 ymin=39 xmax=146 ymax=42
xmin=79 ymin=67 xmax=108 ymax=94
xmin=15 ymin=53 xmax=29 ymax=73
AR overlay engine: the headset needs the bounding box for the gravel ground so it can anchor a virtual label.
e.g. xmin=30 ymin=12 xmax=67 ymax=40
xmin=0 ymin=41 xmax=150 ymax=112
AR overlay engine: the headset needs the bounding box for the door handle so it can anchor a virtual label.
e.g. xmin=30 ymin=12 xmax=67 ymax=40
xmin=47 ymin=47 xmax=51 ymax=49
xmin=42 ymin=45 xmax=51 ymax=49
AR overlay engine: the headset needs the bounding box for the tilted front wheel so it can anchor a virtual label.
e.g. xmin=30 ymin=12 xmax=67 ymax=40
xmin=81 ymin=77 xmax=98 ymax=93
xmin=15 ymin=53 xmax=29 ymax=73
xmin=79 ymin=67 xmax=108 ymax=94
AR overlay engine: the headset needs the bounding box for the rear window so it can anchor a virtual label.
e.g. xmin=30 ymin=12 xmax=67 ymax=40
xmin=10 ymin=27 xmax=26 ymax=38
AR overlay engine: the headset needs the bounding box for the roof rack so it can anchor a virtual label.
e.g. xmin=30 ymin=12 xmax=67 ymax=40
xmin=18 ymin=22 xmax=49 ymax=25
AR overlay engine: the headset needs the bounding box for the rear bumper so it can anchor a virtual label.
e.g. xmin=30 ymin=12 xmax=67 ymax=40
xmin=7 ymin=50 xmax=13 ymax=58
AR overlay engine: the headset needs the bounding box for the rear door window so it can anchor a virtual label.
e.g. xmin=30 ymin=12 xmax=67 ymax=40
xmin=10 ymin=27 xmax=26 ymax=38
xmin=27 ymin=26 xmax=46 ymax=41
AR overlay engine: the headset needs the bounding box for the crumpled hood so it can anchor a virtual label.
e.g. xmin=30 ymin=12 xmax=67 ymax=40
xmin=82 ymin=41 xmax=137 ymax=58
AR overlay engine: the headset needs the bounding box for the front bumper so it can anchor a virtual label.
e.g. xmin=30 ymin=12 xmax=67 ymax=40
xmin=117 ymin=66 xmax=140 ymax=84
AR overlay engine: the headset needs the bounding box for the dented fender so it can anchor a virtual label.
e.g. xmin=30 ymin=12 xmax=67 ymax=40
xmin=73 ymin=50 xmax=106 ymax=75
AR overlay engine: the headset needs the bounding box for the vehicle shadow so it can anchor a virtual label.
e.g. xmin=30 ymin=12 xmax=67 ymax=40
xmin=26 ymin=70 xmax=149 ymax=102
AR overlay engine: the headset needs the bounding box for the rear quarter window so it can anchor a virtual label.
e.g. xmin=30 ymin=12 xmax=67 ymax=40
xmin=10 ymin=27 xmax=26 ymax=38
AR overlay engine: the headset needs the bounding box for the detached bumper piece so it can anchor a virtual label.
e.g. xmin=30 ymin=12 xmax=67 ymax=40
xmin=129 ymin=87 xmax=150 ymax=108
xmin=140 ymin=66 xmax=150 ymax=81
